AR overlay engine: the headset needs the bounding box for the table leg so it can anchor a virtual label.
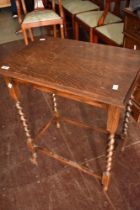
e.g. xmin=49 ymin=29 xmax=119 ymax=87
xmin=102 ymin=105 xmax=121 ymax=191
xmin=52 ymin=93 xmax=60 ymax=128
xmin=4 ymin=77 xmax=38 ymax=165
xmin=121 ymin=96 xmax=133 ymax=151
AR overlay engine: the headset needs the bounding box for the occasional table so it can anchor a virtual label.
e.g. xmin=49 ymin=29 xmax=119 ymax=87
xmin=0 ymin=37 xmax=140 ymax=191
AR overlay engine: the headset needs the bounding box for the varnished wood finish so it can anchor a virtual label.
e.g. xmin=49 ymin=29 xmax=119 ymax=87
xmin=0 ymin=38 xmax=140 ymax=108
xmin=123 ymin=8 xmax=140 ymax=50
xmin=75 ymin=0 xmax=122 ymax=42
xmin=123 ymin=8 xmax=140 ymax=122
xmin=62 ymin=0 xmax=100 ymax=36
xmin=16 ymin=0 xmax=64 ymax=45
xmin=131 ymin=85 xmax=140 ymax=123
xmin=1 ymin=72 xmax=140 ymax=210
xmin=0 ymin=0 xmax=10 ymax=8
xmin=93 ymin=1 xmax=130 ymax=46
xmin=121 ymin=96 xmax=133 ymax=151
xmin=0 ymin=38 xmax=140 ymax=191
xmin=37 ymin=146 xmax=101 ymax=180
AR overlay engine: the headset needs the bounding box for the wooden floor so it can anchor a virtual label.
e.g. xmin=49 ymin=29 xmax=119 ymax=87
xmin=0 ymin=73 xmax=140 ymax=210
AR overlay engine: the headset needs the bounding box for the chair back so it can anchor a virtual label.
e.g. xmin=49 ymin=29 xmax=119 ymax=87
xmin=101 ymin=0 xmax=128 ymax=16
xmin=98 ymin=0 xmax=130 ymax=25
xmin=34 ymin=0 xmax=45 ymax=9
xmin=109 ymin=0 xmax=130 ymax=16
xmin=90 ymin=0 xmax=104 ymax=9
xmin=17 ymin=0 xmax=58 ymax=13
xmin=110 ymin=0 xmax=121 ymax=16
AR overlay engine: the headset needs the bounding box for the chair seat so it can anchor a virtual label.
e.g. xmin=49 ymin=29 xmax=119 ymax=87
xmin=23 ymin=10 xmax=61 ymax=24
xmin=63 ymin=0 xmax=99 ymax=15
xmin=96 ymin=23 xmax=124 ymax=45
xmin=76 ymin=10 xmax=122 ymax=28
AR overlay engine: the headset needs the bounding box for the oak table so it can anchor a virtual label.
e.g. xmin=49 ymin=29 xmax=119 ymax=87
xmin=0 ymin=38 xmax=140 ymax=191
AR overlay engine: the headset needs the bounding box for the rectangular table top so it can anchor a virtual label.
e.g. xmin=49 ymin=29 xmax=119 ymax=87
xmin=0 ymin=38 xmax=140 ymax=108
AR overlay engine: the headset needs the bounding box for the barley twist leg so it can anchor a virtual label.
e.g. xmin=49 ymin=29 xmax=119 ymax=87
xmin=52 ymin=93 xmax=60 ymax=128
xmin=15 ymin=100 xmax=38 ymax=165
xmin=102 ymin=133 xmax=115 ymax=191
xmin=121 ymin=97 xmax=133 ymax=151
xmin=102 ymin=105 xmax=121 ymax=191
xmin=5 ymin=79 xmax=38 ymax=165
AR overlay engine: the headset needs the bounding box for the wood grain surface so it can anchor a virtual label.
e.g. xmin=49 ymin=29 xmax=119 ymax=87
xmin=0 ymin=37 xmax=140 ymax=108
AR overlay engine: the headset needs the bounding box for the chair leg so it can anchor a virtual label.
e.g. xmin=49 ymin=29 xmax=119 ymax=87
xmin=72 ymin=15 xmax=75 ymax=36
xmin=89 ymin=28 xmax=94 ymax=42
xmin=90 ymin=29 xmax=99 ymax=43
xmin=75 ymin=20 xmax=79 ymax=40
xmin=93 ymin=34 xmax=98 ymax=43
xmin=22 ymin=28 xmax=28 ymax=45
xmin=53 ymin=25 xmax=57 ymax=38
xmin=46 ymin=26 xmax=51 ymax=36
xmin=28 ymin=28 xmax=34 ymax=42
xmin=63 ymin=15 xmax=67 ymax=37
xmin=60 ymin=24 xmax=64 ymax=39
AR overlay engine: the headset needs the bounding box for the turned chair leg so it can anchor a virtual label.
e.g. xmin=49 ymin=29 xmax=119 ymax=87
xmin=121 ymin=96 xmax=133 ymax=151
xmin=72 ymin=15 xmax=75 ymax=36
xmin=60 ymin=24 xmax=64 ymax=39
xmin=52 ymin=93 xmax=60 ymax=128
xmin=53 ymin=25 xmax=57 ymax=38
xmin=93 ymin=34 xmax=98 ymax=43
xmin=63 ymin=15 xmax=67 ymax=37
xmin=89 ymin=28 xmax=94 ymax=42
xmin=75 ymin=21 xmax=79 ymax=40
xmin=89 ymin=28 xmax=98 ymax=43
xmin=28 ymin=28 xmax=34 ymax=42
xmin=22 ymin=28 xmax=28 ymax=45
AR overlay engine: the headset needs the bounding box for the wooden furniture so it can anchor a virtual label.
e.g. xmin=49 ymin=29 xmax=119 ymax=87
xmin=0 ymin=0 xmax=11 ymax=8
xmin=93 ymin=0 xmax=130 ymax=46
xmin=123 ymin=8 xmax=140 ymax=50
xmin=61 ymin=0 xmax=100 ymax=35
xmin=16 ymin=0 xmax=64 ymax=45
xmin=75 ymin=0 xmax=122 ymax=42
xmin=123 ymin=8 xmax=140 ymax=123
xmin=131 ymin=84 xmax=140 ymax=123
xmin=0 ymin=38 xmax=140 ymax=191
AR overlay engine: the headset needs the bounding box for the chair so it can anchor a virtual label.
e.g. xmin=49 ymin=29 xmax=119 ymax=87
xmin=16 ymin=0 xmax=65 ymax=45
xmin=61 ymin=0 xmax=100 ymax=35
xmin=93 ymin=0 xmax=131 ymax=46
xmin=75 ymin=0 xmax=122 ymax=42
